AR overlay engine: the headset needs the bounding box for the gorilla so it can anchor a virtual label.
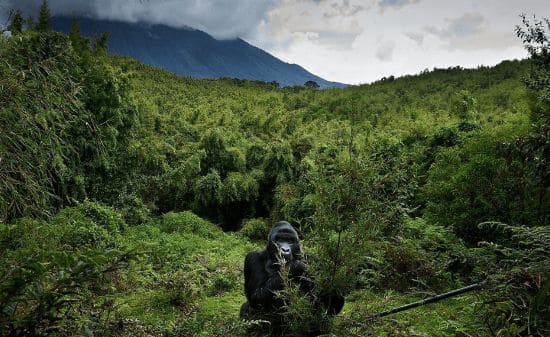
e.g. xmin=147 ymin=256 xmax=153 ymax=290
xmin=240 ymin=221 xmax=344 ymax=319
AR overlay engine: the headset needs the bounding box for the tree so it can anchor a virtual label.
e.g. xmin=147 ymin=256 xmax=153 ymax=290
xmin=516 ymin=15 xmax=550 ymax=124
xmin=514 ymin=15 xmax=549 ymax=226
xmin=94 ymin=32 xmax=110 ymax=52
xmin=26 ymin=15 xmax=35 ymax=30
xmin=37 ymin=0 xmax=52 ymax=31
xmin=68 ymin=17 xmax=90 ymax=52
xmin=8 ymin=10 xmax=23 ymax=34
xmin=69 ymin=17 xmax=82 ymax=48
xmin=304 ymin=80 xmax=320 ymax=89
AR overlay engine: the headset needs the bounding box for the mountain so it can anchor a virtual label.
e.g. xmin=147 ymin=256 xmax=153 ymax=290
xmin=52 ymin=16 xmax=346 ymax=88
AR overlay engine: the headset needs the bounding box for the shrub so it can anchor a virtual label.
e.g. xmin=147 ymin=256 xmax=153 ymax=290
xmin=475 ymin=222 xmax=550 ymax=336
xmin=219 ymin=171 xmax=260 ymax=228
xmin=44 ymin=202 xmax=126 ymax=249
xmin=193 ymin=170 xmax=223 ymax=215
xmin=0 ymin=31 xmax=136 ymax=222
xmin=0 ymin=215 xmax=132 ymax=337
xmin=240 ymin=218 xmax=270 ymax=241
xmin=160 ymin=270 xmax=203 ymax=310
xmin=379 ymin=240 xmax=438 ymax=291
xmin=423 ymin=127 xmax=544 ymax=244
xmin=116 ymin=194 xmax=152 ymax=226
xmin=208 ymin=272 xmax=239 ymax=296
xmin=160 ymin=211 xmax=217 ymax=238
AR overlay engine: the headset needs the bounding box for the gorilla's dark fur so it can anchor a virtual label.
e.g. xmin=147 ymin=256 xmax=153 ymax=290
xmin=240 ymin=221 xmax=344 ymax=319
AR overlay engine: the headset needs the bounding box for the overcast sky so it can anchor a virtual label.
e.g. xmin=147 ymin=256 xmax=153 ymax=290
xmin=1 ymin=0 xmax=548 ymax=84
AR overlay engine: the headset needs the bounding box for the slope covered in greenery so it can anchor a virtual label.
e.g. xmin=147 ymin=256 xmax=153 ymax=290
xmin=0 ymin=16 xmax=548 ymax=337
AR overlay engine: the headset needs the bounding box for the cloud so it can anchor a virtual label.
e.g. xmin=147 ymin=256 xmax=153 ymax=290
xmin=375 ymin=39 xmax=395 ymax=61
xmin=307 ymin=30 xmax=362 ymax=49
xmin=258 ymin=0 xmax=364 ymax=50
xmin=424 ymin=12 xmax=518 ymax=50
xmin=2 ymin=0 xmax=539 ymax=85
xmin=404 ymin=32 xmax=423 ymax=45
xmin=0 ymin=0 xmax=369 ymax=49
xmin=323 ymin=0 xmax=366 ymax=18
xmin=3 ymin=0 xmax=276 ymax=39
xmin=425 ymin=12 xmax=484 ymax=38
xmin=378 ymin=0 xmax=420 ymax=9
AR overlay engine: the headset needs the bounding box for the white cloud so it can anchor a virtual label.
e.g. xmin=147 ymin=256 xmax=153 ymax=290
xmin=424 ymin=12 xmax=520 ymax=50
xmin=255 ymin=0 xmax=365 ymax=50
xmin=424 ymin=12 xmax=485 ymax=39
xmin=253 ymin=0 xmax=547 ymax=84
xmin=376 ymin=39 xmax=396 ymax=61
xmin=404 ymin=32 xmax=424 ymax=45
xmin=324 ymin=0 xmax=366 ymax=18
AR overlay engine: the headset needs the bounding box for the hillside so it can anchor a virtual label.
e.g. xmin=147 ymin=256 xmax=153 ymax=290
xmin=0 ymin=26 xmax=548 ymax=337
xmin=52 ymin=16 xmax=346 ymax=88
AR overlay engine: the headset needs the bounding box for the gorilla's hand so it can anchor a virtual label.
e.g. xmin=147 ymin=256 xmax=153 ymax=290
xmin=265 ymin=258 xmax=281 ymax=275
xmin=288 ymin=260 xmax=314 ymax=293
xmin=266 ymin=273 xmax=285 ymax=292
xmin=288 ymin=260 xmax=306 ymax=279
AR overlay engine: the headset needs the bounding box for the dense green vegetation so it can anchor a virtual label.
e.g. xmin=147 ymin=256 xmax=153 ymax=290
xmin=0 ymin=11 xmax=548 ymax=337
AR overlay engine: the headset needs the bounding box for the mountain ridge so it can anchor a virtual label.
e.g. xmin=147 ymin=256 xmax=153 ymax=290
xmin=52 ymin=16 xmax=346 ymax=88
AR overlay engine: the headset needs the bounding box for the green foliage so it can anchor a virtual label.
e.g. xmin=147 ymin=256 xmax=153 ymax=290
xmin=277 ymin=284 xmax=333 ymax=337
xmin=8 ymin=10 xmax=24 ymax=34
xmin=422 ymin=16 xmax=549 ymax=249
xmin=516 ymin=15 xmax=550 ymax=110
xmin=0 ymin=30 xmax=136 ymax=222
xmin=475 ymin=222 xmax=550 ymax=336
xmin=37 ymin=0 xmax=52 ymax=31
xmin=68 ymin=17 xmax=89 ymax=53
xmin=0 ymin=203 xmax=132 ymax=337
xmin=0 ymin=249 xmax=126 ymax=336
xmin=104 ymin=53 xmax=531 ymax=231
xmin=422 ymin=126 xmax=546 ymax=243
xmin=194 ymin=170 xmax=223 ymax=214
xmin=0 ymin=203 xmax=255 ymax=336
xmin=94 ymin=32 xmax=110 ymax=52
xmin=200 ymin=129 xmax=245 ymax=177
xmin=455 ymin=90 xmax=479 ymax=122
xmin=115 ymin=194 xmax=152 ymax=226
xmin=160 ymin=211 xmax=218 ymax=238
xmin=160 ymin=270 xmax=203 ymax=310
xmin=515 ymin=16 xmax=550 ymax=229
xmin=1 ymin=16 xmax=548 ymax=336
xmin=240 ymin=218 xmax=271 ymax=240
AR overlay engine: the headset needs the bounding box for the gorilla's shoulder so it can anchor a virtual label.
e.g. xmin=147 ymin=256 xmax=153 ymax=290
xmin=245 ymin=249 xmax=268 ymax=265
xmin=244 ymin=249 xmax=269 ymax=279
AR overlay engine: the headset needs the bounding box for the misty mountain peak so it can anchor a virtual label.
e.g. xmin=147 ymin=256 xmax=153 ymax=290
xmin=53 ymin=16 xmax=345 ymax=88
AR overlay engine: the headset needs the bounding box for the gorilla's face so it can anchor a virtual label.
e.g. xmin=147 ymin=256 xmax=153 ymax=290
xmin=267 ymin=221 xmax=301 ymax=262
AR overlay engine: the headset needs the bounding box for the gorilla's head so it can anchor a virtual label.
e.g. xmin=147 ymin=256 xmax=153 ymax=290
xmin=267 ymin=221 xmax=301 ymax=262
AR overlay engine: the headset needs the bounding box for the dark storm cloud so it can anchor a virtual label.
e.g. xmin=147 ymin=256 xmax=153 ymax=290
xmin=2 ymin=0 xmax=275 ymax=39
